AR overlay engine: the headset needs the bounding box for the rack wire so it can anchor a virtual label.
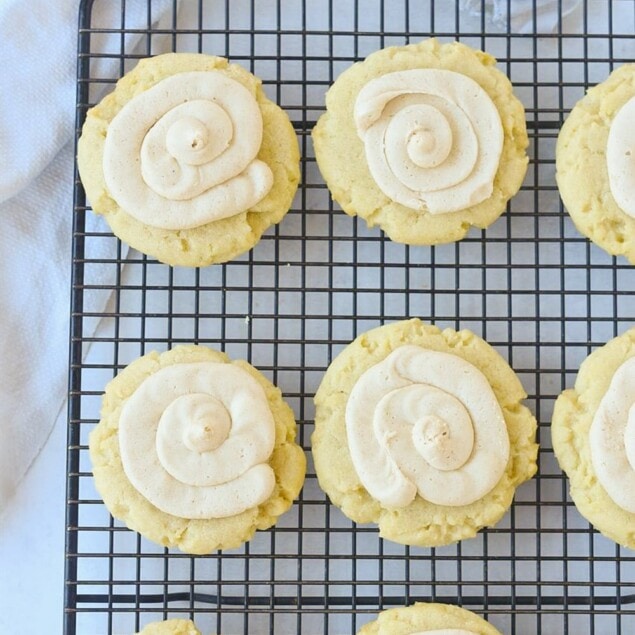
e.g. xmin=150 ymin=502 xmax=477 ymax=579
xmin=65 ymin=0 xmax=635 ymax=633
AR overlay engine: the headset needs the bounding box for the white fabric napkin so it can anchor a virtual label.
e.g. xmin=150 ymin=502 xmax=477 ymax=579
xmin=461 ymin=0 xmax=581 ymax=33
xmin=0 ymin=0 xmax=177 ymax=514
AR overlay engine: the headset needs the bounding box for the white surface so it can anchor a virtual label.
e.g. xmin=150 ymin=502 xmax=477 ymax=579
xmin=0 ymin=0 xmax=177 ymax=515
xmin=0 ymin=1 xmax=175 ymax=631
xmin=0 ymin=409 xmax=66 ymax=633
xmin=1 ymin=1 xmax=634 ymax=634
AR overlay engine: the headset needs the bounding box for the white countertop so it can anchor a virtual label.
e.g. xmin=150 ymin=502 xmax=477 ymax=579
xmin=2 ymin=3 xmax=633 ymax=635
xmin=0 ymin=410 xmax=66 ymax=633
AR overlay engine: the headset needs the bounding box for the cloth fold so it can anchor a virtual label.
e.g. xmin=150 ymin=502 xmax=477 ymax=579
xmin=0 ymin=0 xmax=177 ymax=514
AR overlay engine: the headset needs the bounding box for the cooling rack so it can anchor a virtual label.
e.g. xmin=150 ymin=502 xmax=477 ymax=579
xmin=65 ymin=0 xmax=635 ymax=633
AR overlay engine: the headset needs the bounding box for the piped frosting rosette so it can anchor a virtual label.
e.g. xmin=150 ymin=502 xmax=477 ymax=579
xmin=119 ymin=362 xmax=276 ymax=519
xmin=103 ymin=71 xmax=273 ymax=230
xmin=354 ymin=69 xmax=504 ymax=214
xmin=346 ymin=345 xmax=510 ymax=509
xmin=90 ymin=346 xmax=306 ymax=553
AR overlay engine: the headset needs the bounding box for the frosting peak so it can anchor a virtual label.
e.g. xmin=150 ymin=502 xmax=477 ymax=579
xmin=412 ymin=410 xmax=474 ymax=472
xmin=170 ymin=393 xmax=231 ymax=453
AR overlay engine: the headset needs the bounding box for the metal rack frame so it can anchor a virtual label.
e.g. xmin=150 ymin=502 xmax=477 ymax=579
xmin=65 ymin=1 xmax=635 ymax=633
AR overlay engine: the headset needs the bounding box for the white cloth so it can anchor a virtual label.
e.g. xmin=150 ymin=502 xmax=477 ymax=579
xmin=0 ymin=0 xmax=177 ymax=514
xmin=461 ymin=0 xmax=581 ymax=33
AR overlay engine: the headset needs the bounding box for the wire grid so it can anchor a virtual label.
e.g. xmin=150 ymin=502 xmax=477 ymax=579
xmin=66 ymin=0 xmax=635 ymax=633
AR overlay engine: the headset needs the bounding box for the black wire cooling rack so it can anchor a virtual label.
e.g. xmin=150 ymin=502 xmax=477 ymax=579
xmin=65 ymin=0 xmax=635 ymax=633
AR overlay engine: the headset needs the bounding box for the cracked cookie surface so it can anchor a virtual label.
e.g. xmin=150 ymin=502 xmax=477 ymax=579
xmin=312 ymin=319 xmax=538 ymax=548
xmin=137 ymin=619 xmax=202 ymax=635
xmin=90 ymin=345 xmax=306 ymax=554
xmin=78 ymin=53 xmax=299 ymax=267
xmin=552 ymin=327 xmax=635 ymax=549
xmin=357 ymin=602 xmax=503 ymax=635
xmin=312 ymin=39 xmax=528 ymax=245
xmin=556 ymin=64 xmax=635 ymax=264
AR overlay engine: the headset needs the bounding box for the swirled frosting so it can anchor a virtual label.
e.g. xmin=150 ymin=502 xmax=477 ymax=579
xmin=346 ymin=345 xmax=510 ymax=507
xmin=354 ymin=69 xmax=504 ymax=214
xmin=119 ymin=362 xmax=276 ymax=519
xmin=607 ymin=95 xmax=635 ymax=219
xmin=411 ymin=631 xmax=477 ymax=635
xmin=103 ymin=71 xmax=273 ymax=230
xmin=589 ymin=356 xmax=635 ymax=513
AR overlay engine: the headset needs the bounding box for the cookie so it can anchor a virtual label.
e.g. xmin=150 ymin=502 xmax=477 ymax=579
xmin=312 ymin=319 xmax=538 ymax=547
xmin=90 ymin=345 xmax=306 ymax=554
xmin=358 ymin=602 xmax=503 ymax=635
xmin=556 ymin=64 xmax=635 ymax=264
xmin=312 ymin=39 xmax=528 ymax=245
xmin=137 ymin=619 xmax=201 ymax=635
xmin=78 ymin=53 xmax=300 ymax=267
xmin=552 ymin=328 xmax=635 ymax=549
